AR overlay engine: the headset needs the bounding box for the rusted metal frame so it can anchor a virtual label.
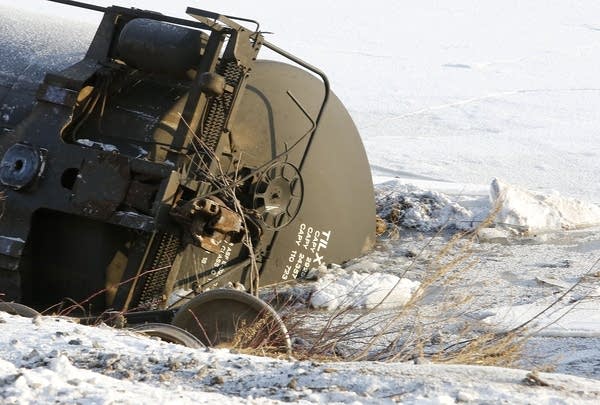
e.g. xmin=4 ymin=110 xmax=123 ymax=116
xmin=186 ymin=8 xmax=249 ymax=32
xmin=186 ymin=7 xmax=264 ymax=135
xmin=113 ymin=232 xmax=157 ymax=312
xmin=172 ymin=257 xmax=252 ymax=291
xmin=186 ymin=7 xmax=263 ymax=71
xmin=168 ymin=31 xmax=226 ymax=168
xmin=180 ymin=9 xmax=263 ymax=187
xmin=218 ymin=29 xmax=263 ymax=135
xmin=177 ymin=10 xmax=264 ymax=291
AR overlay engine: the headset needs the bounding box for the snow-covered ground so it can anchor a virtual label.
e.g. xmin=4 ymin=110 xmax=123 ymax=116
xmin=2 ymin=313 xmax=600 ymax=404
xmin=2 ymin=0 xmax=600 ymax=403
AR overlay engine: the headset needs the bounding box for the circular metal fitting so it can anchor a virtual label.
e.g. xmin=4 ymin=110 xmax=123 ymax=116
xmin=253 ymin=162 xmax=303 ymax=230
xmin=0 ymin=143 xmax=45 ymax=190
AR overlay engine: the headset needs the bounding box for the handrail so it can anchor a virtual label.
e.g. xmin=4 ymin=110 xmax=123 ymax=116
xmin=262 ymin=40 xmax=330 ymax=170
xmin=47 ymin=0 xmax=106 ymax=12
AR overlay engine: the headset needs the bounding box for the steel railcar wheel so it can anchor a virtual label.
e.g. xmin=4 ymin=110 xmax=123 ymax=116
xmin=130 ymin=323 xmax=204 ymax=348
xmin=0 ymin=302 xmax=41 ymax=318
xmin=171 ymin=289 xmax=291 ymax=353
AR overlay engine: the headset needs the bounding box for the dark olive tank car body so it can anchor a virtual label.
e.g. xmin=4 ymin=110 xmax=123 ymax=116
xmin=0 ymin=1 xmax=375 ymax=344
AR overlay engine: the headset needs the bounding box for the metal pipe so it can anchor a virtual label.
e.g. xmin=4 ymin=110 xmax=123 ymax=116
xmin=47 ymin=0 xmax=214 ymax=31
xmin=46 ymin=0 xmax=106 ymax=13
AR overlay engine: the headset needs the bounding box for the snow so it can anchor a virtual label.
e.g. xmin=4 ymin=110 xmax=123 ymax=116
xmin=491 ymin=178 xmax=600 ymax=234
xmin=375 ymin=177 xmax=600 ymax=236
xmin=2 ymin=0 xmax=600 ymax=403
xmin=0 ymin=236 xmax=25 ymax=243
xmin=375 ymin=180 xmax=475 ymax=232
xmin=76 ymin=138 xmax=119 ymax=153
xmin=309 ymin=267 xmax=421 ymax=310
xmin=481 ymin=298 xmax=600 ymax=338
xmin=1 ymin=313 xmax=600 ymax=404
xmin=166 ymin=287 xmax=193 ymax=307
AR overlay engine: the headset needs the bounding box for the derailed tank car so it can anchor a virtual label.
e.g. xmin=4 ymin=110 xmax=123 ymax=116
xmin=0 ymin=1 xmax=375 ymax=347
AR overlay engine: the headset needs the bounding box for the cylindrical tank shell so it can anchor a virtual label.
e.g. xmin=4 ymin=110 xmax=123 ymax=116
xmin=116 ymin=18 xmax=207 ymax=77
xmin=0 ymin=5 xmax=93 ymax=131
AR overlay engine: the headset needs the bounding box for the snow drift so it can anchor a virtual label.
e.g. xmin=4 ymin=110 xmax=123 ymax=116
xmin=375 ymin=180 xmax=474 ymax=232
xmin=309 ymin=268 xmax=420 ymax=310
xmin=490 ymin=178 xmax=600 ymax=234
xmin=375 ymin=178 xmax=600 ymax=236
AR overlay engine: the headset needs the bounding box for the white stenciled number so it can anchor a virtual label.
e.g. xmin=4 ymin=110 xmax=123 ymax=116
xmin=283 ymin=223 xmax=333 ymax=280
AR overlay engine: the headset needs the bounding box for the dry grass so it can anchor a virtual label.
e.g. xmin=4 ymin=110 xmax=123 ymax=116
xmin=7 ymin=127 xmax=594 ymax=375
xmin=270 ymin=191 xmax=600 ymax=370
xmin=432 ymin=331 xmax=526 ymax=367
xmin=260 ymin=203 xmax=542 ymax=368
xmin=226 ymin=313 xmax=292 ymax=356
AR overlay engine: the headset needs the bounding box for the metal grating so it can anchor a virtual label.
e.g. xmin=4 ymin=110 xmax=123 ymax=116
xmin=137 ymin=232 xmax=181 ymax=309
xmin=192 ymin=60 xmax=244 ymax=173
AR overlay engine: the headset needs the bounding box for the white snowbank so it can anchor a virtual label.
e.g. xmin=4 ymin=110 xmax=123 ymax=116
xmin=490 ymin=178 xmax=600 ymax=234
xmin=310 ymin=270 xmax=421 ymax=310
xmin=375 ymin=178 xmax=600 ymax=237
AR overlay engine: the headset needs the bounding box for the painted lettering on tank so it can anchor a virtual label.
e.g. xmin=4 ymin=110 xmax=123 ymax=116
xmin=283 ymin=223 xmax=333 ymax=280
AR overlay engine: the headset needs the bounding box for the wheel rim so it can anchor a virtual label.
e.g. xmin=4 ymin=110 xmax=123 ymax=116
xmin=0 ymin=302 xmax=41 ymax=318
xmin=130 ymin=323 xmax=204 ymax=348
xmin=171 ymin=289 xmax=291 ymax=352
